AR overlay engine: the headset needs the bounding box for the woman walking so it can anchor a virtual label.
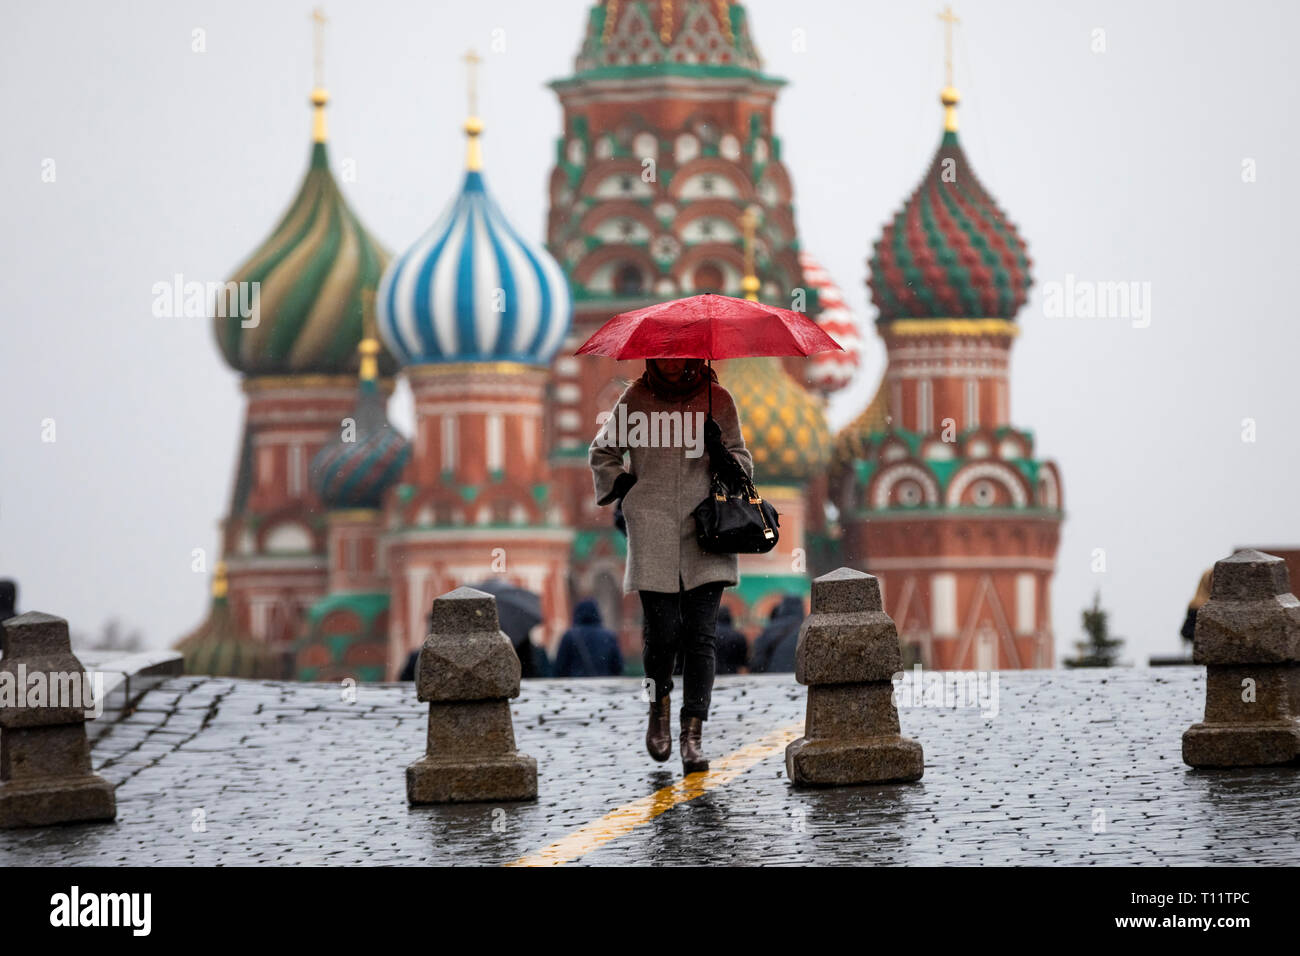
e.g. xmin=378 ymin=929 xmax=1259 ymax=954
xmin=589 ymin=358 xmax=753 ymax=773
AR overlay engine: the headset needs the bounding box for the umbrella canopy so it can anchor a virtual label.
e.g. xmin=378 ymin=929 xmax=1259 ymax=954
xmin=574 ymin=293 xmax=844 ymax=360
xmin=464 ymin=580 xmax=543 ymax=645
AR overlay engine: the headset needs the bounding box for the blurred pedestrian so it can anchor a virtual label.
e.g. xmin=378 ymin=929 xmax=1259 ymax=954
xmin=400 ymin=603 xmax=550 ymax=681
xmin=750 ymin=595 xmax=805 ymax=674
xmin=512 ymin=629 xmax=550 ymax=679
xmin=398 ymin=648 xmax=419 ymax=682
xmin=554 ymin=598 xmax=624 ymax=677
xmin=714 ymin=605 xmax=748 ymax=675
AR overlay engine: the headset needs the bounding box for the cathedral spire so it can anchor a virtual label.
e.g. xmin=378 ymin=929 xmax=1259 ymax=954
xmin=311 ymin=7 xmax=329 ymax=144
xmin=938 ymin=4 xmax=960 ymax=133
xmin=463 ymin=48 xmax=484 ymax=172
xmin=213 ymin=6 xmax=392 ymax=379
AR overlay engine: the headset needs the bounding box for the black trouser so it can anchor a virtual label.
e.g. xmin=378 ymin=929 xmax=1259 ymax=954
xmin=639 ymin=580 xmax=724 ymax=721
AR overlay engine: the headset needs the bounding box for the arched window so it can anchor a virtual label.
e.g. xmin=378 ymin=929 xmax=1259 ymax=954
xmin=694 ymin=263 xmax=723 ymax=293
xmin=615 ymin=264 xmax=645 ymax=296
xmin=264 ymin=522 xmax=313 ymax=554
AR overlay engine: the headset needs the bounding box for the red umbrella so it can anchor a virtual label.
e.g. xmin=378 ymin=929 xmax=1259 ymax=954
xmin=574 ymin=293 xmax=844 ymax=360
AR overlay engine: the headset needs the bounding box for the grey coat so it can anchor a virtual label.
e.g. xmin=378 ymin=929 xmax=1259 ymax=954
xmin=589 ymin=378 xmax=754 ymax=595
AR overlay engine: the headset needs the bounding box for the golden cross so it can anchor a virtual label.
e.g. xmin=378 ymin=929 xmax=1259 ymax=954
xmin=463 ymin=48 xmax=482 ymax=117
xmin=311 ymin=7 xmax=327 ymax=89
xmin=938 ymin=5 xmax=959 ymax=88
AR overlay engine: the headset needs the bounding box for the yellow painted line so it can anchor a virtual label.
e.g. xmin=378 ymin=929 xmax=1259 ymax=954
xmin=508 ymin=721 xmax=804 ymax=867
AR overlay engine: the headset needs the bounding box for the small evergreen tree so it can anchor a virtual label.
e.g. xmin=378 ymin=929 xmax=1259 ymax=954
xmin=1064 ymin=592 xmax=1124 ymax=668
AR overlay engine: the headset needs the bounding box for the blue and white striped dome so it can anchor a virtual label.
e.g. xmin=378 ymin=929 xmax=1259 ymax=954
xmin=378 ymin=169 xmax=572 ymax=367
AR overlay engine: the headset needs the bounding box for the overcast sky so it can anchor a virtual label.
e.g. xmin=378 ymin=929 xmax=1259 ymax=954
xmin=2 ymin=0 xmax=1296 ymax=665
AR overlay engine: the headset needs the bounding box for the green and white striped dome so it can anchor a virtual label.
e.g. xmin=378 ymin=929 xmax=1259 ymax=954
xmin=215 ymin=95 xmax=394 ymax=377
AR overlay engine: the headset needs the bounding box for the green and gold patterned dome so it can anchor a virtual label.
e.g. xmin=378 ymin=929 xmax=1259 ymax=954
xmin=214 ymin=88 xmax=395 ymax=377
xmin=720 ymin=356 xmax=831 ymax=484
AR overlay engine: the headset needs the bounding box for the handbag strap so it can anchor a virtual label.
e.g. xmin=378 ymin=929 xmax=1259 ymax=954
xmin=705 ymin=416 xmax=751 ymax=495
xmin=712 ymin=465 xmax=759 ymax=496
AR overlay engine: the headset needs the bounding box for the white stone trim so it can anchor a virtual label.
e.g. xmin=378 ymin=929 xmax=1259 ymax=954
xmin=946 ymin=462 xmax=1028 ymax=508
xmin=871 ymin=463 xmax=940 ymax=509
xmin=1016 ymin=572 xmax=1037 ymax=636
xmin=931 ymin=573 xmax=957 ymax=637
xmin=1038 ymin=465 xmax=1061 ymax=510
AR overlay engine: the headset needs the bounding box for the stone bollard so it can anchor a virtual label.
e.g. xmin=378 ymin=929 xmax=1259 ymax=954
xmin=786 ymin=568 xmax=924 ymax=786
xmin=1182 ymin=550 xmax=1300 ymax=767
xmin=0 ymin=613 xmax=116 ymax=827
xmin=406 ymin=587 xmax=538 ymax=803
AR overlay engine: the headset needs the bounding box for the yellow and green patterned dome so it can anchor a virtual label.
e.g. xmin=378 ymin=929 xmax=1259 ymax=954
xmin=720 ymin=356 xmax=831 ymax=484
xmin=175 ymin=564 xmax=287 ymax=680
xmin=832 ymin=376 xmax=890 ymax=470
xmin=214 ymin=89 xmax=395 ymax=377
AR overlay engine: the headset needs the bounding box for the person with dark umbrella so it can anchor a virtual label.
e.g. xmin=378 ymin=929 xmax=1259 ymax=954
xmin=399 ymin=580 xmax=549 ymax=680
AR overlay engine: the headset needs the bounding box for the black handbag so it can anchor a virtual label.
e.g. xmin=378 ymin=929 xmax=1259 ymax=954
xmin=693 ymin=465 xmax=781 ymax=555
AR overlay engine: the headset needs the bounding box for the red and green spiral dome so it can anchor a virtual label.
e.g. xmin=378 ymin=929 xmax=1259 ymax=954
xmin=868 ymin=129 xmax=1032 ymax=322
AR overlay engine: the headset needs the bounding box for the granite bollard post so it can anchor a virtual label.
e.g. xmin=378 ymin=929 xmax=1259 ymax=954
xmin=786 ymin=568 xmax=924 ymax=786
xmin=406 ymin=587 xmax=538 ymax=803
xmin=1182 ymin=549 xmax=1300 ymax=767
xmin=0 ymin=612 xmax=116 ymax=827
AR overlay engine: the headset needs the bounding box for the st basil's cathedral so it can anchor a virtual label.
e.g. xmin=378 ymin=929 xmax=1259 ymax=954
xmin=179 ymin=0 xmax=1064 ymax=679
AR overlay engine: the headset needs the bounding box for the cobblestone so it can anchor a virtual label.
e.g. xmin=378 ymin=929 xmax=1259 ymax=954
xmin=1 ymin=668 xmax=1298 ymax=865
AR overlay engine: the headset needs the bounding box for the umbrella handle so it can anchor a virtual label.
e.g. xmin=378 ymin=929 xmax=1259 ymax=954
xmin=708 ymin=358 xmax=712 ymax=419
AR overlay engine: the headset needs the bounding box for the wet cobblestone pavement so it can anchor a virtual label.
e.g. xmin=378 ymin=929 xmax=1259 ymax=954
xmin=2 ymin=668 xmax=1298 ymax=865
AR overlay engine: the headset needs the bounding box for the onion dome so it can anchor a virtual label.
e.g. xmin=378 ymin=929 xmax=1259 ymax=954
xmin=378 ymin=113 xmax=572 ymax=368
xmin=175 ymin=563 xmax=286 ymax=679
xmin=573 ymin=1 xmax=770 ymax=79
xmin=799 ymin=252 xmax=862 ymax=394
xmin=867 ymin=84 xmax=1032 ymax=322
xmin=720 ymin=356 xmax=832 ymax=484
xmin=309 ymin=323 xmax=411 ymax=510
xmin=214 ymin=86 xmax=394 ymax=377
xmin=830 ymin=376 xmax=891 ymax=477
